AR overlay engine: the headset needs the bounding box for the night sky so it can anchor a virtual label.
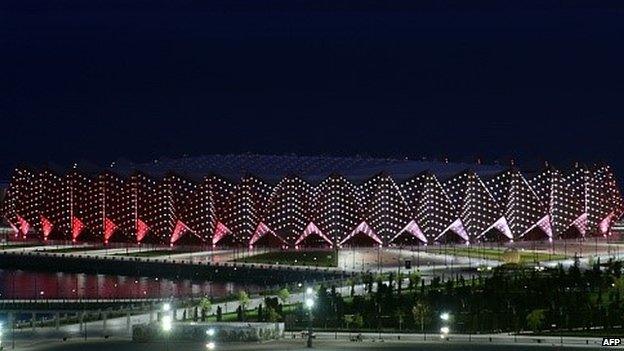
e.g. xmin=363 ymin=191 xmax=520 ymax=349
xmin=2 ymin=0 xmax=624 ymax=179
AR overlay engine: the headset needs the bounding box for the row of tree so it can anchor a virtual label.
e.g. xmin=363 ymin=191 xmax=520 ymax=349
xmin=194 ymin=259 xmax=624 ymax=334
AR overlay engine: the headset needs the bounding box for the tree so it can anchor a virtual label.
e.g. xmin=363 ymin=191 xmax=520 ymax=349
xmin=365 ymin=273 xmax=374 ymax=294
xmin=239 ymin=290 xmax=251 ymax=320
xmin=343 ymin=314 xmax=353 ymax=330
xmin=346 ymin=278 xmax=355 ymax=297
xmin=353 ymin=313 xmax=364 ymax=329
xmin=199 ymin=297 xmax=212 ymax=316
xmin=613 ymin=277 xmax=624 ymax=298
xmin=266 ymin=306 xmax=280 ymax=322
xmin=236 ymin=306 xmax=243 ymax=321
xmin=277 ymin=288 xmax=290 ymax=305
xmin=526 ymin=309 xmax=546 ymax=333
xmin=395 ymin=309 xmax=405 ymax=331
xmin=412 ymin=301 xmax=429 ymax=333
xmin=316 ymin=284 xmax=331 ymax=326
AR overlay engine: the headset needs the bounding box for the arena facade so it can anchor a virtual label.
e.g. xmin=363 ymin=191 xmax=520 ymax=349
xmin=1 ymin=155 xmax=622 ymax=247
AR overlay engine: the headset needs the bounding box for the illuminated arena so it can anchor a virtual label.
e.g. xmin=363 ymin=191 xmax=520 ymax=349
xmin=1 ymin=155 xmax=622 ymax=247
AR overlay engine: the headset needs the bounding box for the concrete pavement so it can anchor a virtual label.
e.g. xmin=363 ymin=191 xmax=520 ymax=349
xmin=10 ymin=332 xmax=610 ymax=350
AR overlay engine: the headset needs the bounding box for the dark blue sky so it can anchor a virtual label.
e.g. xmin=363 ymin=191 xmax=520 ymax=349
xmin=2 ymin=0 xmax=624 ymax=178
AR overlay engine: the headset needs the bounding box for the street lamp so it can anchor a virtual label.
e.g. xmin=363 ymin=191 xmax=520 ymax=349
xmin=305 ymin=297 xmax=315 ymax=348
xmin=162 ymin=315 xmax=172 ymax=332
xmin=205 ymin=326 xmax=216 ymax=349
xmin=439 ymin=312 xmax=451 ymax=340
xmin=304 ymin=287 xmax=315 ymax=348
xmin=305 ymin=298 xmax=315 ymax=309
xmin=440 ymin=326 xmax=450 ymax=338
xmin=162 ymin=303 xmax=173 ymax=351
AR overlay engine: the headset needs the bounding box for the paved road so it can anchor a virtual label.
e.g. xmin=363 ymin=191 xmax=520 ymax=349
xmin=0 ymin=244 xmax=75 ymax=253
xmin=16 ymin=336 xmax=608 ymax=351
xmin=9 ymin=241 xmax=624 ymax=275
xmin=8 ymin=282 xmax=367 ymax=341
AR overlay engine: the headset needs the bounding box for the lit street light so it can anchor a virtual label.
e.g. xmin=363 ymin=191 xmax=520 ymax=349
xmin=440 ymin=326 xmax=450 ymax=338
xmin=206 ymin=341 xmax=215 ymax=350
xmin=162 ymin=303 xmax=173 ymax=351
xmin=161 ymin=315 xmax=172 ymax=332
xmin=440 ymin=312 xmax=451 ymax=340
xmin=305 ymin=297 xmax=314 ymax=309
xmin=304 ymin=288 xmax=315 ymax=348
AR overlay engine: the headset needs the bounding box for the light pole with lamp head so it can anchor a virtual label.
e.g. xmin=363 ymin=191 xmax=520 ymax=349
xmin=162 ymin=302 xmax=172 ymax=351
xmin=440 ymin=312 xmax=451 ymax=340
xmin=205 ymin=327 xmax=216 ymax=350
xmin=305 ymin=297 xmax=315 ymax=348
xmin=304 ymin=287 xmax=315 ymax=348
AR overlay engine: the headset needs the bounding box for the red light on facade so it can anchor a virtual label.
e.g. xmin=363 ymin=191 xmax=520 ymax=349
xmin=170 ymin=220 xmax=190 ymax=244
xmin=72 ymin=216 xmax=85 ymax=241
xmin=17 ymin=215 xmax=30 ymax=239
xmin=212 ymin=222 xmax=231 ymax=246
xmin=136 ymin=218 xmax=149 ymax=243
xmin=40 ymin=215 xmax=54 ymax=240
xmin=104 ymin=217 xmax=117 ymax=243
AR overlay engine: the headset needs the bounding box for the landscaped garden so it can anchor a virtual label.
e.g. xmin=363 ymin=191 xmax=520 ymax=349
xmin=202 ymin=259 xmax=624 ymax=336
xmin=426 ymin=246 xmax=568 ymax=263
xmin=113 ymin=249 xmax=193 ymax=257
xmin=41 ymin=246 xmax=104 ymax=253
xmin=234 ymin=250 xmax=337 ymax=267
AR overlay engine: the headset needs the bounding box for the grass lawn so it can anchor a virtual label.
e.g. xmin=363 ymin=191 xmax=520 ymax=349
xmin=0 ymin=242 xmax=42 ymax=250
xmin=203 ymin=303 xmax=299 ymax=322
xmin=113 ymin=249 xmax=193 ymax=257
xmin=41 ymin=246 xmax=103 ymax=253
xmin=234 ymin=250 xmax=337 ymax=267
xmin=427 ymin=246 xmax=567 ymax=263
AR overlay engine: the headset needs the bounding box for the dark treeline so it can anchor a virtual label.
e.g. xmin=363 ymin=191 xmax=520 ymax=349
xmin=275 ymin=260 xmax=624 ymax=334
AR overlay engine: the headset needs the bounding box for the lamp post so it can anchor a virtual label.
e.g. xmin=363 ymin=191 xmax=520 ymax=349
xmin=162 ymin=302 xmax=172 ymax=351
xmin=440 ymin=326 xmax=450 ymax=338
xmin=305 ymin=297 xmax=314 ymax=348
xmin=206 ymin=328 xmax=216 ymax=350
xmin=440 ymin=312 xmax=451 ymax=340
xmin=304 ymin=287 xmax=315 ymax=348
